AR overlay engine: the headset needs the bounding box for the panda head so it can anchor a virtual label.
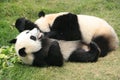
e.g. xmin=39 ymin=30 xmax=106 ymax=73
xmin=10 ymin=28 xmax=43 ymax=65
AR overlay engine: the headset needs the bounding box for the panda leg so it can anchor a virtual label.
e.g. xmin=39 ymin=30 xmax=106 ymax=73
xmin=46 ymin=41 xmax=64 ymax=67
xmin=68 ymin=42 xmax=100 ymax=62
xmin=93 ymin=36 xmax=110 ymax=57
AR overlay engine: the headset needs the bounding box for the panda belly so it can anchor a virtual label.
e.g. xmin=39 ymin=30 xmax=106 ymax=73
xmin=57 ymin=40 xmax=80 ymax=61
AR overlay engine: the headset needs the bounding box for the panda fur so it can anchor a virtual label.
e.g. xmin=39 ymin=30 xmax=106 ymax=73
xmin=15 ymin=11 xmax=119 ymax=57
xmin=10 ymin=28 xmax=100 ymax=67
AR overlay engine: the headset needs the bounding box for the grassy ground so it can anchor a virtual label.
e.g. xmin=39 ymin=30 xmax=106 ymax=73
xmin=0 ymin=0 xmax=120 ymax=80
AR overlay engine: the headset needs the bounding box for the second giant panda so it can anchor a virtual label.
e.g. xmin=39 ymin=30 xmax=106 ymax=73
xmin=15 ymin=11 xmax=119 ymax=57
xmin=10 ymin=28 xmax=100 ymax=67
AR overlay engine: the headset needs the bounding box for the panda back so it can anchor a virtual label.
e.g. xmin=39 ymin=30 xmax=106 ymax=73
xmin=77 ymin=15 xmax=117 ymax=44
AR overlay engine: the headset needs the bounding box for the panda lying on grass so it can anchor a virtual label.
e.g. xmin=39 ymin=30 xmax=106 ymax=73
xmin=15 ymin=11 xmax=119 ymax=57
xmin=10 ymin=28 xmax=100 ymax=67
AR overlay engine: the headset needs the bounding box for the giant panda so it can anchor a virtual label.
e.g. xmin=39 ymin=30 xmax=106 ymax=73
xmin=15 ymin=11 xmax=119 ymax=57
xmin=10 ymin=28 xmax=100 ymax=67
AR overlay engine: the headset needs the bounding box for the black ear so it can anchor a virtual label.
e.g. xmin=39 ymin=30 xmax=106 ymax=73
xmin=38 ymin=11 xmax=45 ymax=17
xmin=15 ymin=17 xmax=26 ymax=32
xmin=9 ymin=39 xmax=17 ymax=44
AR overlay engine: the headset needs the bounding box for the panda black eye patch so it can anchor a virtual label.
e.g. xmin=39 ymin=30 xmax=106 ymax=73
xmin=26 ymin=31 xmax=29 ymax=34
xmin=30 ymin=36 xmax=36 ymax=41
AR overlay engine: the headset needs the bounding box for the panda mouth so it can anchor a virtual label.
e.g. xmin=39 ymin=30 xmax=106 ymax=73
xmin=38 ymin=34 xmax=43 ymax=39
xmin=37 ymin=32 xmax=43 ymax=40
xmin=35 ymin=28 xmax=44 ymax=40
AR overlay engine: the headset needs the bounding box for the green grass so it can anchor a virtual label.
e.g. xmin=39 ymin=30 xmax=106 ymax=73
xmin=0 ymin=0 xmax=120 ymax=80
xmin=1 ymin=49 xmax=120 ymax=80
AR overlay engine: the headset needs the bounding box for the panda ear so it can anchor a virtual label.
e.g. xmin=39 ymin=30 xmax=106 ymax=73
xmin=38 ymin=11 xmax=45 ymax=17
xmin=9 ymin=39 xmax=17 ymax=44
xmin=15 ymin=17 xmax=26 ymax=32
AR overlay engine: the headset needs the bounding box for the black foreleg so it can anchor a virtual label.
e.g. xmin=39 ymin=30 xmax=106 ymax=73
xmin=46 ymin=41 xmax=64 ymax=66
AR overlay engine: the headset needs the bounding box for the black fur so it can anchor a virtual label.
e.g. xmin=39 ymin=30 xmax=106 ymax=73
xmin=9 ymin=39 xmax=17 ymax=43
xmin=93 ymin=36 xmax=110 ymax=57
xmin=32 ymin=38 xmax=63 ymax=67
xmin=32 ymin=48 xmax=47 ymax=67
xmin=46 ymin=41 xmax=63 ymax=66
xmin=15 ymin=18 xmax=38 ymax=32
xmin=18 ymin=48 xmax=27 ymax=57
xmin=38 ymin=11 xmax=45 ymax=17
xmin=47 ymin=13 xmax=82 ymax=41
xmin=30 ymin=36 xmax=37 ymax=41
xmin=68 ymin=42 xmax=100 ymax=62
xmin=15 ymin=13 xmax=82 ymax=41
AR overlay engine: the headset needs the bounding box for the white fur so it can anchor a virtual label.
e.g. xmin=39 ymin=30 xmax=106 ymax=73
xmin=35 ymin=12 xmax=119 ymax=50
xmin=50 ymin=39 xmax=89 ymax=61
xmin=15 ymin=28 xmax=43 ymax=65
xmin=15 ymin=28 xmax=89 ymax=64
xmin=77 ymin=15 xmax=119 ymax=49
xmin=57 ymin=40 xmax=79 ymax=61
xmin=20 ymin=54 xmax=34 ymax=65
xmin=35 ymin=12 xmax=69 ymax=32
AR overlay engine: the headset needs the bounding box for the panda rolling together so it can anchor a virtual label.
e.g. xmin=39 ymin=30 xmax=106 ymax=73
xmin=10 ymin=28 xmax=100 ymax=67
xmin=15 ymin=11 xmax=119 ymax=57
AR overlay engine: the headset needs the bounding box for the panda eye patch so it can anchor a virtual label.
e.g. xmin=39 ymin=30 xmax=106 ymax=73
xmin=30 ymin=36 xmax=36 ymax=41
xmin=26 ymin=31 xmax=29 ymax=34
